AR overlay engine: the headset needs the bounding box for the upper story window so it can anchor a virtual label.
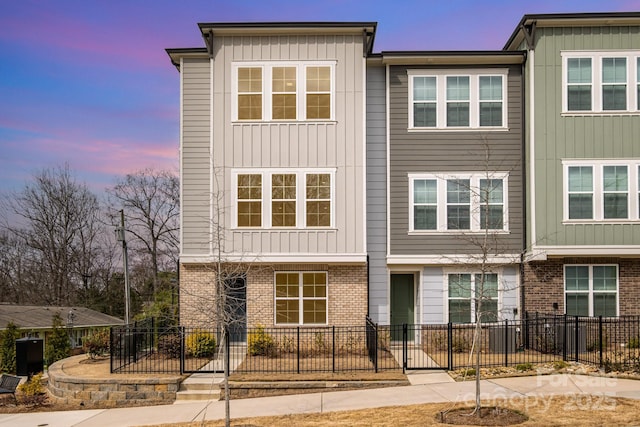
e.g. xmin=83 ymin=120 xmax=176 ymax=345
xmin=233 ymin=169 xmax=335 ymax=229
xmin=408 ymin=69 xmax=508 ymax=130
xmin=563 ymin=160 xmax=640 ymax=223
xmin=233 ymin=62 xmax=335 ymax=122
xmin=409 ymin=173 xmax=509 ymax=233
xmin=562 ymin=51 xmax=640 ymax=114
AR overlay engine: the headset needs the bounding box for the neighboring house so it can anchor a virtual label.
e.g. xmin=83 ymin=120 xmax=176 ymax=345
xmin=365 ymin=50 xmax=526 ymax=326
xmin=0 ymin=305 xmax=123 ymax=350
xmin=167 ymin=23 xmax=376 ymax=330
xmin=505 ymin=12 xmax=640 ymax=316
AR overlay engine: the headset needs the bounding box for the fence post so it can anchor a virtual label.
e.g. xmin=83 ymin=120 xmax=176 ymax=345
xmin=562 ymin=315 xmax=567 ymax=361
xmin=402 ymin=324 xmax=407 ymax=373
xmin=110 ymin=327 xmax=114 ymax=373
xmin=297 ymin=327 xmax=300 ymax=375
xmin=374 ymin=322 xmax=378 ymax=373
xmin=598 ymin=316 xmax=603 ymax=368
xmin=332 ymin=326 xmax=336 ymax=373
xmin=504 ymin=319 xmax=509 ymax=367
xmin=180 ymin=326 xmax=185 ymax=374
xmin=574 ymin=315 xmax=579 ymax=362
xmin=448 ymin=322 xmax=453 ymax=370
xmin=226 ymin=327 xmax=230 ymax=374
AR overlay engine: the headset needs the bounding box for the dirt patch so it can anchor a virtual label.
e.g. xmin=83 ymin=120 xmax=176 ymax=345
xmin=437 ymin=406 xmax=528 ymax=425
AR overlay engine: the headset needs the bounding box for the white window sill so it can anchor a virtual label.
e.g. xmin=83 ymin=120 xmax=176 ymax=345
xmin=407 ymin=127 xmax=510 ymax=132
xmin=408 ymin=230 xmax=510 ymax=235
xmin=232 ymin=120 xmax=337 ymax=125
xmin=562 ymin=111 xmax=640 ymax=117
xmin=232 ymin=227 xmax=337 ymax=232
xmin=563 ymin=220 xmax=640 ymax=225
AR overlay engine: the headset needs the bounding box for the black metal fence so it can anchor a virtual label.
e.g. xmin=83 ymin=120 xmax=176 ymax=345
xmin=111 ymin=315 xmax=640 ymax=375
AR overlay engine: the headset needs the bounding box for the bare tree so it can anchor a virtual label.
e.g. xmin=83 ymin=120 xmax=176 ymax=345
xmin=106 ymin=169 xmax=180 ymax=298
xmin=2 ymin=165 xmax=103 ymax=306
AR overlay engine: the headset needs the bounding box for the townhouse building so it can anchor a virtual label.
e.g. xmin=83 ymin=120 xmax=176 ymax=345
xmin=167 ymin=23 xmax=376 ymax=331
xmin=168 ymin=12 xmax=640 ymax=335
xmin=366 ymin=51 xmax=526 ymax=327
xmin=505 ymin=13 xmax=640 ymax=316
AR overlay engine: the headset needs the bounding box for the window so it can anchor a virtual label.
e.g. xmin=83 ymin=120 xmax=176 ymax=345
xmin=272 ymin=67 xmax=296 ymax=120
xmin=275 ymin=272 xmax=327 ymax=324
xmin=564 ymin=161 xmax=640 ymax=222
xmin=234 ymin=169 xmax=334 ymax=229
xmin=409 ymin=173 xmax=508 ymax=232
xmin=233 ymin=62 xmax=334 ymax=121
xmin=565 ymin=265 xmax=617 ymax=317
xmin=306 ymin=174 xmax=331 ymax=227
xmin=563 ymin=51 xmax=640 ymax=113
xmin=448 ymin=273 xmax=499 ymax=323
xmin=408 ymin=69 xmax=507 ymax=129
xmin=237 ymin=67 xmax=263 ymax=120
xmin=237 ymin=174 xmax=262 ymax=227
xmin=306 ymin=66 xmax=331 ymax=119
xmin=272 ymin=174 xmax=296 ymax=227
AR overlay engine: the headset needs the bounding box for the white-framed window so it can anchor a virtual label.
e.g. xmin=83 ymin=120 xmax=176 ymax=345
xmin=563 ymin=160 xmax=640 ymax=222
xmin=408 ymin=69 xmax=508 ymax=130
xmin=564 ymin=265 xmax=618 ymax=317
xmin=409 ymin=173 xmax=509 ymax=233
xmin=232 ymin=62 xmax=335 ymax=122
xmin=447 ymin=273 xmax=499 ymax=323
xmin=233 ymin=169 xmax=335 ymax=229
xmin=562 ymin=51 xmax=640 ymax=114
xmin=275 ymin=271 xmax=327 ymax=325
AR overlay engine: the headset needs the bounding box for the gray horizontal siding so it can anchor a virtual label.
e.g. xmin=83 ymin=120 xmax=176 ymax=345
xmin=366 ymin=65 xmax=388 ymax=323
xmin=388 ymin=64 xmax=525 ymax=256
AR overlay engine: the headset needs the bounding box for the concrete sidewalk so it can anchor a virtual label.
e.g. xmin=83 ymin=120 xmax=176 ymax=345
xmin=1 ymin=372 xmax=639 ymax=427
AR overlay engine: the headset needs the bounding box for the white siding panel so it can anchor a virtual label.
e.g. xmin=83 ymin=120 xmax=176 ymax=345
xmin=211 ymin=34 xmax=365 ymax=256
xmin=422 ymin=267 xmax=445 ymax=324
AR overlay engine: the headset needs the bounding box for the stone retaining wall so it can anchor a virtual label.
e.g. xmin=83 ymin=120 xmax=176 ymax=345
xmin=47 ymin=355 xmax=184 ymax=406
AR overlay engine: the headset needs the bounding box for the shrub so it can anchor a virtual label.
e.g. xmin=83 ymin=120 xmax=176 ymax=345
xmin=627 ymin=337 xmax=639 ymax=349
xmin=313 ymin=331 xmax=329 ymax=355
xmin=460 ymin=368 xmax=476 ymax=377
xmin=451 ymin=336 xmax=471 ymax=353
xmin=278 ymin=335 xmax=295 ymax=353
xmin=83 ymin=329 xmax=110 ymax=359
xmin=44 ymin=313 xmax=70 ymax=367
xmin=186 ymin=330 xmax=216 ymax=358
xmin=377 ymin=330 xmax=391 ymax=351
xmin=158 ymin=334 xmax=181 ymax=359
xmin=0 ymin=322 xmax=19 ymax=374
xmin=18 ymin=372 xmax=47 ymax=406
xmin=553 ymin=360 xmax=569 ymax=370
xmin=516 ymin=362 xmax=534 ymax=372
xmin=248 ymin=325 xmax=275 ymax=356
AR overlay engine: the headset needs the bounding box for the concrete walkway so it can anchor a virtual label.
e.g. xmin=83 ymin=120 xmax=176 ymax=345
xmin=1 ymin=372 xmax=639 ymax=427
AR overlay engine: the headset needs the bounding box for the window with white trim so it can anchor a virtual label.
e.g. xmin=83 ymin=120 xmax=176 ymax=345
xmin=409 ymin=173 xmax=508 ymax=232
xmin=408 ymin=69 xmax=508 ymax=129
xmin=448 ymin=273 xmax=499 ymax=323
xmin=563 ymin=160 xmax=640 ymax=222
xmin=234 ymin=169 xmax=334 ymax=229
xmin=564 ymin=265 xmax=618 ymax=317
xmin=275 ymin=272 xmax=327 ymax=325
xmin=562 ymin=51 xmax=640 ymax=113
xmin=233 ymin=62 xmax=335 ymax=121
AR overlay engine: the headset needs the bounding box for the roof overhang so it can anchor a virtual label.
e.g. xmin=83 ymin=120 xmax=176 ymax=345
xmin=165 ymin=47 xmax=209 ymax=71
xmin=197 ymin=22 xmax=377 ymax=57
xmin=381 ymin=50 xmax=526 ymax=66
xmin=504 ymin=12 xmax=640 ymax=50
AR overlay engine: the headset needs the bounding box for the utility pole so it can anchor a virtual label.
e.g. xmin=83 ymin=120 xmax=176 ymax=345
xmin=115 ymin=209 xmax=131 ymax=325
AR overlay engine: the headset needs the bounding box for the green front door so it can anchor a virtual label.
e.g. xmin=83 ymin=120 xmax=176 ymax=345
xmin=390 ymin=274 xmax=415 ymax=341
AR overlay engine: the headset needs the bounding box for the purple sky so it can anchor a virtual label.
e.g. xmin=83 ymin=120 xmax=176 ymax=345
xmin=1 ymin=0 xmax=638 ymax=195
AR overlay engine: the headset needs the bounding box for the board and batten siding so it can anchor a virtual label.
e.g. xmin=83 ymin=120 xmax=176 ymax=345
xmin=181 ymin=57 xmax=212 ymax=255
xmin=532 ymin=26 xmax=640 ymax=247
xmin=366 ymin=64 xmax=388 ymax=323
xmin=208 ymin=34 xmax=366 ymax=256
xmin=387 ymin=64 xmax=525 ymax=256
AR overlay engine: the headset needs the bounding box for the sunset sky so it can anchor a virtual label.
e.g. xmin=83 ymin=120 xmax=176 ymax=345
xmin=1 ymin=0 xmax=638 ymax=195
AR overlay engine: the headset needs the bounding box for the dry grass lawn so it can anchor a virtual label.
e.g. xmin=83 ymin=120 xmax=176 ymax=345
xmin=150 ymin=395 xmax=640 ymax=426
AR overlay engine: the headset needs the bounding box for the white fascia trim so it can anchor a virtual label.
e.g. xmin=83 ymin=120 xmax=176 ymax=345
xmin=386 ymin=254 xmax=522 ymax=265
xmin=533 ymin=245 xmax=640 ymax=257
xmin=181 ymin=253 xmax=368 ymax=264
xmin=179 ymin=57 xmax=184 ymax=255
xmin=529 ymin=49 xmax=536 ymax=250
xmin=209 ymin=57 xmax=215 ymax=256
xmin=362 ymin=54 xmax=368 ymax=251
xmin=385 ymin=64 xmax=391 ymax=258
